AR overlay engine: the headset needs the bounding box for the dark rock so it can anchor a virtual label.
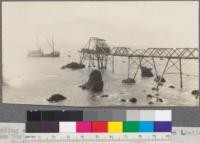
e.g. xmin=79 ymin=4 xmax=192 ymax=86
xmin=147 ymin=94 xmax=153 ymax=98
xmin=156 ymin=97 xmax=164 ymax=102
xmin=47 ymin=94 xmax=66 ymax=102
xmin=100 ymin=94 xmax=109 ymax=98
xmin=80 ymin=70 xmax=104 ymax=92
xmin=155 ymin=93 xmax=159 ymax=96
xmin=61 ymin=62 xmax=85 ymax=70
xmin=152 ymin=87 xmax=159 ymax=91
xmin=191 ymin=89 xmax=199 ymax=100
xmin=122 ymin=78 xmax=135 ymax=84
xmin=158 ymin=83 xmax=163 ymax=86
xmin=120 ymin=99 xmax=127 ymax=102
xmin=120 ymin=92 xmax=125 ymax=94
xmin=154 ymin=75 xmax=166 ymax=83
xmin=79 ymin=84 xmax=87 ymax=89
xmin=88 ymin=70 xmax=104 ymax=92
xmin=191 ymin=90 xmax=199 ymax=95
xmin=148 ymin=102 xmax=154 ymax=105
xmin=169 ymin=85 xmax=175 ymax=89
xmin=129 ymin=98 xmax=137 ymax=103
xmin=140 ymin=66 xmax=154 ymax=77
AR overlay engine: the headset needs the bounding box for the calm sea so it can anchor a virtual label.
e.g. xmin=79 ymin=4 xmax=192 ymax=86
xmin=3 ymin=47 xmax=199 ymax=106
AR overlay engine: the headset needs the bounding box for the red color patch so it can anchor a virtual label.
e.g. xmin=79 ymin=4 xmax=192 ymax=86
xmin=92 ymin=121 xmax=108 ymax=132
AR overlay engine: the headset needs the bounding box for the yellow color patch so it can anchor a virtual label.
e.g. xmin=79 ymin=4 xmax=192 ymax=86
xmin=108 ymin=122 xmax=123 ymax=133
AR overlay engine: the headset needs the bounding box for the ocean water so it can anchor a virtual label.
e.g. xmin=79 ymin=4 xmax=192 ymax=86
xmin=3 ymin=48 xmax=199 ymax=106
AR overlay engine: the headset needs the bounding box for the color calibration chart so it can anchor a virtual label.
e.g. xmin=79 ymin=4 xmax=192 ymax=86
xmin=25 ymin=110 xmax=172 ymax=143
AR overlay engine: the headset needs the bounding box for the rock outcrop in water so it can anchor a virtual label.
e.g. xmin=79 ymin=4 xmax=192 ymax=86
xmin=146 ymin=94 xmax=153 ymax=98
xmin=80 ymin=70 xmax=104 ymax=92
xmin=140 ymin=66 xmax=154 ymax=77
xmin=61 ymin=62 xmax=85 ymax=70
xmin=122 ymin=78 xmax=135 ymax=84
xmin=154 ymin=75 xmax=166 ymax=83
xmin=47 ymin=94 xmax=66 ymax=102
xmin=169 ymin=85 xmax=175 ymax=89
xmin=120 ymin=99 xmax=127 ymax=102
xmin=148 ymin=101 xmax=154 ymax=105
xmin=156 ymin=97 xmax=164 ymax=102
xmin=100 ymin=94 xmax=109 ymax=98
xmin=152 ymin=87 xmax=159 ymax=91
xmin=129 ymin=98 xmax=137 ymax=103
xmin=191 ymin=90 xmax=199 ymax=96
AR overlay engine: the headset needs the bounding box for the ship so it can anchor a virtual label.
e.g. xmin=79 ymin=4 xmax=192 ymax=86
xmin=28 ymin=37 xmax=60 ymax=57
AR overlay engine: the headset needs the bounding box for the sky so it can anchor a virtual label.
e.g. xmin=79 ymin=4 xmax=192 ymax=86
xmin=2 ymin=1 xmax=199 ymax=56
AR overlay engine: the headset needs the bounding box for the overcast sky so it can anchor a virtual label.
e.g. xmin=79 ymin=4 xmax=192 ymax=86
xmin=2 ymin=1 xmax=199 ymax=56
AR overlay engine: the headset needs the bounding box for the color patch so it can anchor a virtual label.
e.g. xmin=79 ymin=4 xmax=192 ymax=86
xmin=154 ymin=121 xmax=172 ymax=132
xmin=140 ymin=110 xmax=155 ymax=121
xmin=92 ymin=121 xmax=108 ymax=132
xmin=139 ymin=121 xmax=154 ymax=132
xmin=41 ymin=111 xmax=83 ymax=121
xmin=111 ymin=110 xmax=126 ymax=121
xmin=126 ymin=110 xmax=140 ymax=121
xmin=83 ymin=111 xmax=98 ymax=121
xmin=59 ymin=122 xmax=76 ymax=133
xmin=41 ymin=122 xmax=59 ymax=133
xmin=155 ymin=110 xmax=172 ymax=121
xmin=26 ymin=122 xmax=41 ymax=133
xmin=97 ymin=111 xmax=112 ymax=121
xmin=108 ymin=122 xmax=123 ymax=133
xmin=123 ymin=121 xmax=139 ymax=132
xmin=41 ymin=111 xmax=58 ymax=121
xmin=76 ymin=122 xmax=91 ymax=132
xmin=27 ymin=111 xmax=41 ymax=121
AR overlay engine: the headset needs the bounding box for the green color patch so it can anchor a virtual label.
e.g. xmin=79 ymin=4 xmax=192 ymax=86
xmin=123 ymin=121 xmax=139 ymax=132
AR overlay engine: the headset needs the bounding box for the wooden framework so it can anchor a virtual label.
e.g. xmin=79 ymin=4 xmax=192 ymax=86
xmin=79 ymin=38 xmax=198 ymax=89
xmin=111 ymin=47 xmax=198 ymax=59
xmin=79 ymin=37 xmax=111 ymax=69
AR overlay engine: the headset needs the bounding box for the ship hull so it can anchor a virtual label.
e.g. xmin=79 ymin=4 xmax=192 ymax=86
xmin=28 ymin=53 xmax=60 ymax=58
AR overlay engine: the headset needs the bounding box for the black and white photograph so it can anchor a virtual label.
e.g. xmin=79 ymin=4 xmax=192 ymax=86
xmin=2 ymin=1 xmax=199 ymax=106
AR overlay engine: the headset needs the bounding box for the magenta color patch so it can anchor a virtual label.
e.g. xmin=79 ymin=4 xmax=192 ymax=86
xmin=76 ymin=122 xmax=92 ymax=132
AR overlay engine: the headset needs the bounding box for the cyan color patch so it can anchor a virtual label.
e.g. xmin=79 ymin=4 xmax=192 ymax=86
xmin=139 ymin=121 xmax=154 ymax=132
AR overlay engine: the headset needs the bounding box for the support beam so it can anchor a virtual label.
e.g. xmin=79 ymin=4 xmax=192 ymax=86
xmin=128 ymin=57 xmax=130 ymax=78
xmin=112 ymin=55 xmax=115 ymax=72
xmin=179 ymin=58 xmax=183 ymax=88
xmin=104 ymin=56 xmax=108 ymax=69
xmin=97 ymin=56 xmax=100 ymax=69
xmin=167 ymin=59 xmax=180 ymax=71
xmin=152 ymin=57 xmax=158 ymax=78
xmin=133 ymin=57 xmax=141 ymax=79
xmin=156 ymin=58 xmax=170 ymax=89
xmin=139 ymin=57 xmax=142 ymax=68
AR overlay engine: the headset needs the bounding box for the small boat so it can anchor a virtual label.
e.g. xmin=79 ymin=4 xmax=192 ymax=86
xmin=28 ymin=37 xmax=60 ymax=57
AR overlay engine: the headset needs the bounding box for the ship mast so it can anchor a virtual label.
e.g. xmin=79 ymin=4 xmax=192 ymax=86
xmin=52 ymin=36 xmax=54 ymax=54
xmin=46 ymin=36 xmax=55 ymax=55
xmin=36 ymin=37 xmax=41 ymax=51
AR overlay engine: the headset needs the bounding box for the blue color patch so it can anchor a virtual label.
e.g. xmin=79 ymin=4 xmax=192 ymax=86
xmin=139 ymin=121 xmax=154 ymax=132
